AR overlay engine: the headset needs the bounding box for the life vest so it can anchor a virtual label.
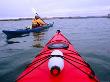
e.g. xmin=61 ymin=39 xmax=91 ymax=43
xmin=32 ymin=18 xmax=45 ymax=27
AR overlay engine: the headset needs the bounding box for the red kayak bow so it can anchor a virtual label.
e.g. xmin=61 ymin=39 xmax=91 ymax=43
xmin=16 ymin=30 xmax=99 ymax=82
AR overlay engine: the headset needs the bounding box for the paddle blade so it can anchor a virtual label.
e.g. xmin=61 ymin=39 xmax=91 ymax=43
xmin=32 ymin=8 xmax=37 ymax=15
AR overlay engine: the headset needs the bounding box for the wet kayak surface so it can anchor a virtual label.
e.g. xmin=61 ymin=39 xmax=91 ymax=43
xmin=0 ymin=18 xmax=110 ymax=82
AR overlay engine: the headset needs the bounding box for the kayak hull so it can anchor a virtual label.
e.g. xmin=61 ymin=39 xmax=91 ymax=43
xmin=16 ymin=30 xmax=99 ymax=82
xmin=2 ymin=23 xmax=53 ymax=39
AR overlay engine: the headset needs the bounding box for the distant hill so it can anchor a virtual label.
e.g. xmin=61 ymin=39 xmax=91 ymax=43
xmin=108 ymin=14 xmax=110 ymax=18
xmin=0 ymin=15 xmax=109 ymax=21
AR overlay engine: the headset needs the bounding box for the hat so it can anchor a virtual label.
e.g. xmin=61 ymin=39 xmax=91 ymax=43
xmin=35 ymin=15 xmax=40 ymax=19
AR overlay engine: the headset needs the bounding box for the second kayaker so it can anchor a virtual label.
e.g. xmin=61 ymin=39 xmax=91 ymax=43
xmin=32 ymin=16 xmax=46 ymax=28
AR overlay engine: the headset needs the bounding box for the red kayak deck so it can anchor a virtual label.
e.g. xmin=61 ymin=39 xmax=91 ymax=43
xmin=16 ymin=30 xmax=99 ymax=82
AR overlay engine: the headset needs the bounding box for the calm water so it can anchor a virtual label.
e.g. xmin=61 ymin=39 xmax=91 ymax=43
xmin=0 ymin=18 xmax=110 ymax=82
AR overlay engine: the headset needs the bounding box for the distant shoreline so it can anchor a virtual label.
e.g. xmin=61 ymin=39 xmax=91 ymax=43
xmin=0 ymin=16 xmax=109 ymax=21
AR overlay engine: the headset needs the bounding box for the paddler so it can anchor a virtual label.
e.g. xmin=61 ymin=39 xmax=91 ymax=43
xmin=32 ymin=15 xmax=47 ymax=28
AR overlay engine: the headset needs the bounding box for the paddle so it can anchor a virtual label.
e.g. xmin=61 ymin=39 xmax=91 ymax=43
xmin=32 ymin=8 xmax=46 ymax=24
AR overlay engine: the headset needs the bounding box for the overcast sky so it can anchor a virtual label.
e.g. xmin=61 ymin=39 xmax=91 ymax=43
xmin=0 ymin=0 xmax=110 ymax=19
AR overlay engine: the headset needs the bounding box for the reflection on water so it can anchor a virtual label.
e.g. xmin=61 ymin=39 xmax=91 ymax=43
xmin=6 ymin=41 xmax=20 ymax=44
xmin=6 ymin=34 xmax=29 ymax=40
xmin=32 ymin=32 xmax=45 ymax=48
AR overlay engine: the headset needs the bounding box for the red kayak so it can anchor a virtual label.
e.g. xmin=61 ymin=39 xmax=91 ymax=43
xmin=16 ymin=30 xmax=99 ymax=82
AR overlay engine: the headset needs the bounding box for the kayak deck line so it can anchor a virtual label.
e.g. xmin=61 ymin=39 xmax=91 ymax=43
xmin=16 ymin=51 xmax=97 ymax=81
xmin=16 ymin=30 xmax=99 ymax=82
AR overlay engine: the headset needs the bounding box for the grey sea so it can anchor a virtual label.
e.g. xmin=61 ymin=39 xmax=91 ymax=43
xmin=0 ymin=18 xmax=110 ymax=82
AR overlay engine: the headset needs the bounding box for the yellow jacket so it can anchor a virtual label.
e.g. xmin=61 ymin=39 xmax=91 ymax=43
xmin=32 ymin=18 xmax=45 ymax=26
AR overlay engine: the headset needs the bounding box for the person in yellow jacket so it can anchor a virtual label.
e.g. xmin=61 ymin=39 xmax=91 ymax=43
xmin=32 ymin=16 xmax=46 ymax=28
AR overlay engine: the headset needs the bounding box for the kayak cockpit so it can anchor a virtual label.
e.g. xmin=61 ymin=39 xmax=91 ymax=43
xmin=47 ymin=42 xmax=69 ymax=49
